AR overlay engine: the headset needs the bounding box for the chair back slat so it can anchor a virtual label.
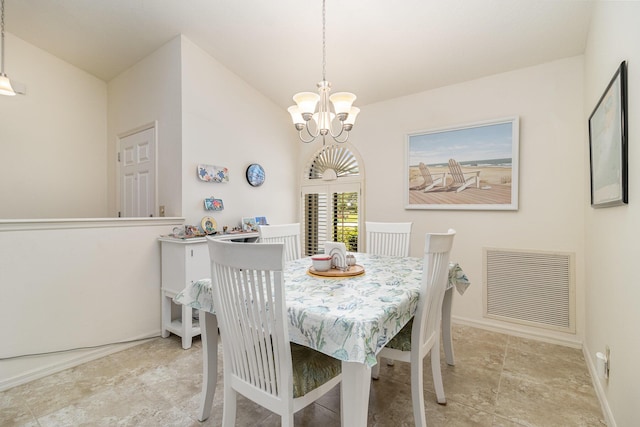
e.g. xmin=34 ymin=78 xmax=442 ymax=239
xmin=413 ymin=229 xmax=456 ymax=349
xmin=258 ymin=223 xmax=302 ymax=262
xmin=365 ymin=221 xmax=412 ymax=257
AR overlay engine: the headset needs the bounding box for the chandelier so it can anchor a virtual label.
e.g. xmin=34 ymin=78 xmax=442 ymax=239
xmin=287 ymin=0 xmax=359 ymax=144
xmin=0 ymin=0 xmax=15 ymax=96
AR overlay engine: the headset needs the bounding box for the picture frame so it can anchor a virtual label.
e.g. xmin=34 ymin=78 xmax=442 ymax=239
xmin=204 ymin=197 xmax=224 ymax=211
xmin=242 ymin=217 xmax=257 ymax=232
xmin=588 ymin=61 xmax=628 ymax=208
xmin=405 ymin=117 xmax=519 ymax=210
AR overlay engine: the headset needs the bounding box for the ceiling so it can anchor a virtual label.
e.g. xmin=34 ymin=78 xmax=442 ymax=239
xmin=5 ymin=0 xmax=594 ymax=108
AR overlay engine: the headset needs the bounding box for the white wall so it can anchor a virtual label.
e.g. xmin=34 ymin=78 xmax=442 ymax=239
xmin=0 ymin=33 xmax=108 ymax=219
xmin=583 ymin=3 xmax=640 ymax=426
xmin=180 ymin=36 xmax=299 ymax=228
xmin=0 ymin=34 xmax=301 ymax=390
xmin=0 ymin=218 xmax=181 ymax=390
xmin=351 ymin=57 xmax=586 ymax=345
xmin=108 ymin=37 xmax=183 ymax=218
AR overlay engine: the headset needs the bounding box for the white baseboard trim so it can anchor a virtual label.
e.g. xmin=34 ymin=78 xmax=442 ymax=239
xmin=0 ymin=331 xmax=161 ymax=392
xmin=583 ymin=343 xmax=616 ymax=427
xmin=451 ymin=315 xmax=582 ymax=348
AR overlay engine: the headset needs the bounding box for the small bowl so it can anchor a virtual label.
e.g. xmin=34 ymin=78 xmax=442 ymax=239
xmin=311 ymin=255 xmax=332 ymax=272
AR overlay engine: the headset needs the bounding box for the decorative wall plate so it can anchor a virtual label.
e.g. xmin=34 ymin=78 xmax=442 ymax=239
xmin=246 ymin=163 xmax=265 ymax=187
xmin=197 ymin=164 xmax=229 ymax=183
xmin=201 ymin=216 xmax=218 ymax=234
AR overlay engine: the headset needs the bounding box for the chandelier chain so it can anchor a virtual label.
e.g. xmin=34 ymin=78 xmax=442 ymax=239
xmin=1 ymin=0 xmax=5 ymax=74
xmin=321 ymin=0 xmax=326 ymax=82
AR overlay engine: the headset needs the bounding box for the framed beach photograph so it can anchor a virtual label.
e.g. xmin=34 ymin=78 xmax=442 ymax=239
xmin=588 ymin=61 xmax=628 ymax=208
xmin=405 ymin=117 xmax=519 ymax=210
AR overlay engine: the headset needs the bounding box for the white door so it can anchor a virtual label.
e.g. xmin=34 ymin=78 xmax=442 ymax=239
xmin=119 ymin=127 xmax=156 ymax=217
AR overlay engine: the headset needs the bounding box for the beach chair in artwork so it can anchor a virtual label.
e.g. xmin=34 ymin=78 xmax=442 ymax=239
xmin=410 ymin=162 xmax=446 ymax=192
xmin=447 ymin=159 xmax=480 ymax=192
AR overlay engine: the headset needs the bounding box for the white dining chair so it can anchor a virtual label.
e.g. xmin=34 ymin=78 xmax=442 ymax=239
xmin=206 ymin=239 xmax=342 ymax=427
xmin=371 ymin=229 xmax=456 ymax=427
xmin=258 ymin=223 xmax=302 ymax=262
xmin=365 ymin=221 xmax=413 ymax=257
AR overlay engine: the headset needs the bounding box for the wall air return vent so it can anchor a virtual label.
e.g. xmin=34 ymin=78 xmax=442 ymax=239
xmin=483 ymin=248 xmax=575 ymax=333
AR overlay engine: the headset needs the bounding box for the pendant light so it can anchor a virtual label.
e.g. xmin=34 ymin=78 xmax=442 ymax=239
xmin=0 ymin=0 xmax=15 ymax=96
xmin=287 ymin=0 xmax=359 ymax=144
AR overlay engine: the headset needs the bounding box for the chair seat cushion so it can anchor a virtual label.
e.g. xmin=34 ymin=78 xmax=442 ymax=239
xmin=385 ymin=318 xmax=413 ymax=352
xmin=290 ymin=343 xmax=342 ymax=398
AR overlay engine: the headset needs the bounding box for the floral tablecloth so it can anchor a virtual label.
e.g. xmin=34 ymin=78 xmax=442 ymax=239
xmin=174 ymin=253 xmax=470 ymax=367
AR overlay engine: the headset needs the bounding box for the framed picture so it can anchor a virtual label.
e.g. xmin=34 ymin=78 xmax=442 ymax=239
xmin=242 ymin=217 xmax=257 ymax=232
xmin=588 ymin=61 xmax=628 ymax=208
xmin=204 ymin=197 xmax=224 ymax=211
xmin=405 ymin=117 xmax=519 ymax=210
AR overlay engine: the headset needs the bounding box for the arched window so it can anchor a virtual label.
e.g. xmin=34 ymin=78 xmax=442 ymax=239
xmin=301 ymin=144 xmax=364 ymax=256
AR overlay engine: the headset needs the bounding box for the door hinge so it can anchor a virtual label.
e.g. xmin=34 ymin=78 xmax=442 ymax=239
xmin=117 ymin=152 xmax=121 ymax=162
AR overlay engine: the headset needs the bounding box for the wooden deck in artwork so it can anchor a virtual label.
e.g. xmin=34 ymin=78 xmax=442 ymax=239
xmin=408 ymin=184 xmax=512 ymax=206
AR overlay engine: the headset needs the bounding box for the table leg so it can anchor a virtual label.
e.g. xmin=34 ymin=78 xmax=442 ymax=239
xmin=341 ymin=361 xmax=371 ymax=427
xmin=442 ymin=287 xmax=455 ymax=365
xmin=198 ymin=311 xmax=219 ymax=422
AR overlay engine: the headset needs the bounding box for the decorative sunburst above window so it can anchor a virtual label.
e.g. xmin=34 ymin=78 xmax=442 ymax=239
xmin=307 ymin=145 xmax=359 ymax=180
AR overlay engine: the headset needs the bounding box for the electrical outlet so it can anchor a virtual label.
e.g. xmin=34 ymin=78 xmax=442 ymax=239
xmin=159 ymin=205 xmax=165 ymax=217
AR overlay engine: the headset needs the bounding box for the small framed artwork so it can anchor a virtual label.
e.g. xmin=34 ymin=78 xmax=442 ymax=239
xmin=588 ymin=61 xmax=628 ymax=208
xmin=255 ymin=216 xmax=268 ymax=226
xmin=242 ymin=217 xmax=258 ymax=232
xmin=204 ymin=197 xmax=224 ymax=211
xmin=405 ymin=117 xmax=519 ymax=210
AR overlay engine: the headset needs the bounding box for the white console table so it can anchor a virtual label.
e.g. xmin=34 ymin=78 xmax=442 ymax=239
xmin=158 ymin=232 xmax=259 ymax=348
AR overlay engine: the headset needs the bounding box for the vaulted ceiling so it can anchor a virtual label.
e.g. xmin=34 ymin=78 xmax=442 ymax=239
xmin=6 ymin=0 xmax=594 ymax=108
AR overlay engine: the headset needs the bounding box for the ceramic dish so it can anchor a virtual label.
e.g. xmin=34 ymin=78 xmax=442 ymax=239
xmin=201 ymin=216 xmax=217 ymax=234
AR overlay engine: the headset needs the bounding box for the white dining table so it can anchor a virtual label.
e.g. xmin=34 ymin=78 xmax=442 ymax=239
xmin=174 ymin=253 xmax=470 ymax=426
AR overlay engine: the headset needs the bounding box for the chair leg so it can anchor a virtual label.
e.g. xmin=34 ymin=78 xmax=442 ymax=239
xmin=410 ymin=356 xmax=427 ymax=427
xmin=222 ymin=386 xmax=237 ymax=427
xmin=431 ymin=343 xmax=447 ymax=405
xmin=371 ymin=355 xmax=381 ymax=379
xmin=282 ymin=414 xmax=294 ymax=426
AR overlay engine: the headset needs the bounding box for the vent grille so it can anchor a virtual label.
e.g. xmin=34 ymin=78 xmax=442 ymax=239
xmin=483 ymin=248 xmax=575 ymax=333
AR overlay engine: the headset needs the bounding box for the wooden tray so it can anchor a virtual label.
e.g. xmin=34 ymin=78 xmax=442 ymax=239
xmin=307 ymin=264 xmax=365 ymax=278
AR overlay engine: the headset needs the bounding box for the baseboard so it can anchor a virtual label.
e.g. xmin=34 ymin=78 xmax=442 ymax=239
xmin=0 ymin=331 xmax=160 ymax=392
xmin=582 ymin=343 xmax=616 ymax=427
xmin=451 ymin=315 xmax=582 ymax=348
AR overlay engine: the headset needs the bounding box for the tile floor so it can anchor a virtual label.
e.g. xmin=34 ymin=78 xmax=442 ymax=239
xmin=1 ymin=324 xmax=605 ymax=426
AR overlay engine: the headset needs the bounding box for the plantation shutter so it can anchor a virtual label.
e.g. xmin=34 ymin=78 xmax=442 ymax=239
xmin=302 ymin=183 xmax=360 ymax=256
